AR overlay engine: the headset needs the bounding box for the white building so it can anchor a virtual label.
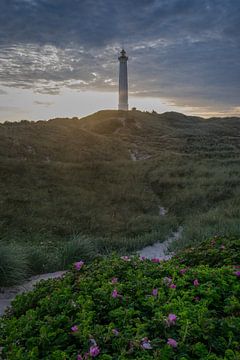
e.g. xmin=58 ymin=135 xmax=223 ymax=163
xmin=118 ymin=49 xmax=128 ymax=111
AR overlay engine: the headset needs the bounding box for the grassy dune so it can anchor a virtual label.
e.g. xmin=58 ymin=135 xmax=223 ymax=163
xmin=1 ymin=110 xmax=240 ymax=282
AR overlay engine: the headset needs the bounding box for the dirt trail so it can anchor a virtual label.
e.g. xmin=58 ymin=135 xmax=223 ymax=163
xmin=113 ymin=117 xmax=126 ymax=134
xmin=0 ymin=271 xmax=66 ymax=316
xmin=138 ymin=227 xmax=183 ymax=260
xmin=159 ymin=206 xmax=167 ymax=216
xmin=129 ymin=149 xmax=151 ymax=161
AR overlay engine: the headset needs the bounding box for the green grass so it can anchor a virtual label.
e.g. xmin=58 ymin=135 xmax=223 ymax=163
xmin=1 ymin=110 xmax=240 ymax=284
xmin=0 ymin=244 xmax=29 ymax=286
xmin=59 ymin=235 xmax=97 ymax=268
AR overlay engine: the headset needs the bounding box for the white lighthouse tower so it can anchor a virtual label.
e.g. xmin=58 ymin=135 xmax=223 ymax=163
xmin=118 ymin=49 xmax=128 ymax=111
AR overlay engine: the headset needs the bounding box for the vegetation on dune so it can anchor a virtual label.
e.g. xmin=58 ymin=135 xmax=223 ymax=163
xmin=0 ymin=244 xmax=29 ymax=286
xmin=174 ymin=236 xmax=240 ymax=268
xmin=0 ymin=237 xmax=239 ymax=359
xmin=1 ymin=110 xmax=240 ymax=283
xmin=176 ymin=236 xmax=240 ymax=270
xmin=0 ymin=227 xmax=175 ymax=286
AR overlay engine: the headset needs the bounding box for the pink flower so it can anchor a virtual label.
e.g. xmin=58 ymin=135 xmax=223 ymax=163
xmin=151 ymin=258 xmax=160 ymax=263
xmin=77 ymin=355 xmax=83 ymax=360
xmin=74 ymin=261 xmax=84 ymax=270
xmin=167 ymin=313 xmax=177 ymax=325
xmin=111 ymin=277 xmax=118 ymax=284
xmin=180 ymin=268 xmax=187 ymax=275
xmin=112 ymin=289 xmax=118 ymax=298
xmin=89 ymin=346 xmax=100 ymax=357
xmin=194 ymin=296 xmax=200 ymax=302
xmin=71 ymin=325 xmax=79 ymax=332
xmin=112 ymin=328 xmax=119 ymax=336
xmin=170 ymin=283 xmax=176 ymax=289
xmin=234 ymin=271 xmax=240 ymax=277
xmin=140 ymin=256 xmax=146 ymax=261
xmin=152 ymin=288 xmax=158 ymax=296
xmin=121 ymin=256 xmax=130 ymax=261
xmin=193 ymin=279 xmax=199 ymax=286
xmin=167 ymin=338 xmax=178 ymax=348
xmin=220 ymin=244 xmax=225 ymax=250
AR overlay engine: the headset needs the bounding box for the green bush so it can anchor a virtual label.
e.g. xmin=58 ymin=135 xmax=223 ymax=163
xmin=175 ymin=236 xmax=240 ymax=267
xmin=1 ymin=238 xmax=239 ymax=359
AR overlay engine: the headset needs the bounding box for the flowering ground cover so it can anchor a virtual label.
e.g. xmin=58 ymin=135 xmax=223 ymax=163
xmin=174 ymin=236 xmax=240 ymax=268
xmin=0 ymin=237 xmax=239 ymax=359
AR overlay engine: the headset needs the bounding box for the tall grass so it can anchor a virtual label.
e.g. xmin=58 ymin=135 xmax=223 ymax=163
xmin=0 ymin=236 xmax=98 ymax=286
xmin=172 ymin=203 xmax=240 ymax=250
xmin=59 ymin=235 xmax=97 ymax=268
xmin=25 ymin=245 xmax=55 ymax=275
xmin=0 ymin=244 xmax=29 ymax=286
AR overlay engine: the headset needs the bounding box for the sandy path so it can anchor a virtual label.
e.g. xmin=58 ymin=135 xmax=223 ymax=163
xmin=0 ymin=271 xmax=66 ymax=316
xmin=113 ymin=117 xmax=126 ymax=134
xmin=138 ymin=227 xmax=183 ymax=260
xmin=129 ymin=149 xmax=151 ymax=161
xmin=159 ymin=206 xmax=167 ymax=216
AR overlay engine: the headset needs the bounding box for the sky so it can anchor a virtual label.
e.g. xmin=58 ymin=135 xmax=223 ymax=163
xmin=0 ymin=0 xmax=240 ymax=122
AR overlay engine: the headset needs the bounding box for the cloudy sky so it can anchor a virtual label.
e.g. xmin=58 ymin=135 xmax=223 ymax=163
xmin=0 ymin=0 xmax=239 ymax=121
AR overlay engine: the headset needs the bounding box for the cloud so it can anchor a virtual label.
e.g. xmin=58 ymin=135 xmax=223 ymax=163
xmin=0 ymin=105 xmax=22 ymax=112
xmin=34 ymin=100 xmax=54 ymax=106
xmin=0 ymin=0 xmax=239 ymax=113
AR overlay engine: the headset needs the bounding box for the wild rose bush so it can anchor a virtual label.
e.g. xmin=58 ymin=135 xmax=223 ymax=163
xmin=175 ymin=236 xmax=240 ymax=268
xmin=0 ymin=238 xmax=240 ymax=359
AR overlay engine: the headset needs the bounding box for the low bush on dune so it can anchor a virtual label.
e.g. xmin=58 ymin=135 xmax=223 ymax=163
xmin=175 ymin=236 xmax=240 ymax=267
xmin=0 ymin=238 xmax=240 ymax=359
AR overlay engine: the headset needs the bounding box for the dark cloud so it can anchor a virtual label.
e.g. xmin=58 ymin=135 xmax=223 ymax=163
xmin=0 ymin=0 xmax=239 ymax=112
xmin=1 ymin=0 xmax=239 ymax=47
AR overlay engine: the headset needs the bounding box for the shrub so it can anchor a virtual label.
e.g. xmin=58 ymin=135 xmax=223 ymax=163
xmin=0 ymin=237 xmax=239 ymax=359
xmin=175 ymin=236 xmax=240 ymax=267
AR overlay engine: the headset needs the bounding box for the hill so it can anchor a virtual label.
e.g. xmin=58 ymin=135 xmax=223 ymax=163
xmin=1 ymin=109 xmax=240 ymax=281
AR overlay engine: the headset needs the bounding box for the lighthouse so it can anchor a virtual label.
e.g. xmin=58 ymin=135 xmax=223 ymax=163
xmin=118 ymin=49 xmax=128 ymax=111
